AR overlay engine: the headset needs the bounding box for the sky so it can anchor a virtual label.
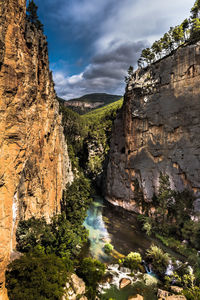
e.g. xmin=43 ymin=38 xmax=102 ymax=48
xmin=35 ymin=0 xmax=193 ymax=99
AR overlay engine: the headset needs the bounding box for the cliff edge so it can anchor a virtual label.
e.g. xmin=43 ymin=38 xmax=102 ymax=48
xmin=106 ymin=42 xmax=200 ymax=212
xmin=0 ymin=0 xmax=73 ymax=298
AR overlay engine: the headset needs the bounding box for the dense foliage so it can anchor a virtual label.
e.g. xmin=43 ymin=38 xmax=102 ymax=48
xmin=61 ymin=175 xmax=92 ymax=225
xmin=7 ymin=176 xmax=94 ymax=298
xmin=80 ymin=99 xmax=123 ymax=179
xmin=6 ymin=248 xmax=71 ymax=300
xmin=76 ymin=257 xmax=105 ymax=298
xmin=16 ymin=177 xmax=92 ymax=259
xmin=59 ymin=98 xmax=123 ymax=180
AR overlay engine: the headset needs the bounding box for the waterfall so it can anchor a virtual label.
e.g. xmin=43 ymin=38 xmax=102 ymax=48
xmin=10 ymin=193 xmax=18 ymax=251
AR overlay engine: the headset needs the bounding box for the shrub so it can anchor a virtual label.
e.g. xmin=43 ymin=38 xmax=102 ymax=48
xmin=76 ymin=257 xmax=105 ymax=290
xmin=123 ymin=252 xmax=142 ymax=271
xmin=104 ymin=243 xmax=114 ymax=254
xmin=146 ymin=245 xmax=170 ymax=277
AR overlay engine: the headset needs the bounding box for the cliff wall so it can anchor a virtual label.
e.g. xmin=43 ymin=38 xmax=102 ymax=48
xmin=0 ymin=0 xmax=73 ymax=298
xmin=106 ymin=42 xmax=200 ymax=212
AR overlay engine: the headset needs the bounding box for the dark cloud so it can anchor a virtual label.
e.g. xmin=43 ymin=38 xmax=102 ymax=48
xmin=36 ymin=0 xmax=193 ymax=98
xmin=53 ymin=40 xmax=147 ymax=99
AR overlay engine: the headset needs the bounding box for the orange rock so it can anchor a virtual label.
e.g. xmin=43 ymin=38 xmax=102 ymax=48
xmin=119 ymin=278 xmax=131 ymax=289
xmin=0 ymin=1 xmax=73 ymax=298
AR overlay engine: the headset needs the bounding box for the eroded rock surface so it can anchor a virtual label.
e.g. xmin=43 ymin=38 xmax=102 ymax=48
xmin=106 ymin=43 xmax=200 ymax=212
xmin=0 ymin=0 xmax=73 ymax=298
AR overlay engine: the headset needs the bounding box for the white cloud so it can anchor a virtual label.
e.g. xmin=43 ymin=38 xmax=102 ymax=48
xmin=53 ymin=41 xmax=146 ymax=99
xmin=51 ymin=0 xmax=193 ymax=98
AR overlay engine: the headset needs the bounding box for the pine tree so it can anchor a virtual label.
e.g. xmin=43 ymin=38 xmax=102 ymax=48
xmin=26 ymin=0 xmax=44 ymax=31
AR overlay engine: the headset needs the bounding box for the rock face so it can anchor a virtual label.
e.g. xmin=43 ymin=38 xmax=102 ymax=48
xmin=0 ymin=0 xmax=73 ymax=298
xmin=62 ymin=274 xmax=87 ymax=300
xmin=106 ymin=42 xmax=200 ymax=212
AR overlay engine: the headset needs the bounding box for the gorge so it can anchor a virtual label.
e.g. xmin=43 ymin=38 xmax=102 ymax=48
xmin=0 ymin=0 xmax=200 ymax=300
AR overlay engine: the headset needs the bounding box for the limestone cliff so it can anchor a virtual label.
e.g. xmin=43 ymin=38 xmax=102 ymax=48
xmin=106 ymin=42 xmax=200 ymax=212
xmin=0 ymin=0 xmax=73 ymax=298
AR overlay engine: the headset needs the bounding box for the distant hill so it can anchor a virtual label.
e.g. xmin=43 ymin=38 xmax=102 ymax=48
xmin=58 ymin=93 xmax=122 ymax=114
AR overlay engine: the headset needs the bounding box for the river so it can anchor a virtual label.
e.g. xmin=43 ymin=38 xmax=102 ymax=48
xmin=83 ymin=196 xmax=152 ymax=262
xmin=83 ymin=196 xmax=158 ymax=299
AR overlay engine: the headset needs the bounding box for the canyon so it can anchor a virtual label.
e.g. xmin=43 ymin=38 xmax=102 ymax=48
xmin=106 ymin=42 xmax=200 ymax=213
xmin=0 ymin=0 xmax=73 ymax=298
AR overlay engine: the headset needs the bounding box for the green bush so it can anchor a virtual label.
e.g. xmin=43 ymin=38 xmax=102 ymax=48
xmin=146 ymin=245 xmax=170 ymax=277
xmin=16 ymin=213 xmax=89 ymax=259
xmin=6 ymin=248 xmax=71 ymax=300
xmin=76 ymin=257 xmax=105 ymax=295
xmin=123 ymin=252 xmax=142 ymax=271
xmin=61 ymin=175 xmax=92 ymax=225
xmin=104 ymin=243 xmax=114 ymax=254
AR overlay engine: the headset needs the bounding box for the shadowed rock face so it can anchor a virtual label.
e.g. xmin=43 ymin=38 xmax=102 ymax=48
xmin=106 ymin=43 xmax=200 ymax=213
xmin=0 ymin=1 xmax=73 ymax=298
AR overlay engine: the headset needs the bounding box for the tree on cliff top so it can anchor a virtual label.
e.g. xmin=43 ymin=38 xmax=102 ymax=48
xmin=26 ymin=0 xmax=44 ymax=31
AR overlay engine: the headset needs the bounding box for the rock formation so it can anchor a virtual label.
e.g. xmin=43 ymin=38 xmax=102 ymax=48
xmin=106 ymin=42 xmax=200 ymax=212
xmin=0 ymin=0 xmax=73 ymax=298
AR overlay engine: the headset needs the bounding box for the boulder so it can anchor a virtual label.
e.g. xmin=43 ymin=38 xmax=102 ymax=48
xmin=143 ymin=274 xmax=159 ymax=286
xmin=157 ymin=289 xmax=169 ymax=299
xmin=170 ymin=286 xmax=183 ymax=294
xmin=119 ymin=278 xmax=131 ymax=289
xmin=128 ymin=295 xmax=144 ymax=300
xmin=62 ymin=274 xmax=86 ymax=300
xmin=166 ymin=296 xmax=186 ymax=300
xmin=71 ymin=273 xmax=86 ymax=295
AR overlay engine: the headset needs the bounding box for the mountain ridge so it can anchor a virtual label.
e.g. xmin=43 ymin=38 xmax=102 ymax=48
xmin=58 ymin=93 xmax=122 ymax=114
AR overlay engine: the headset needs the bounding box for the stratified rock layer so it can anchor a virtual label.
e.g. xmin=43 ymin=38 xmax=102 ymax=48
xmin=0 ymin=0 xmax=73 ymax=298
xmin=106 ymin=43 xmax=200 ymax=212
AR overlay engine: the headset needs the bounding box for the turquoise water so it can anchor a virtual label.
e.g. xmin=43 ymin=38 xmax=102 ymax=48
xmin=83 ymin=197 xmax=157 ymax=299
xmin=83 ymin=197 xmax=111 ymax=262
xmin=84 ymin=196 xmax=152 ymax=261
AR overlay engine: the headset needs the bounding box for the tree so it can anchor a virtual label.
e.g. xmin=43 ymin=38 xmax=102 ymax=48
xmin=125 ymin=65 xmax=134 ymax=83
xmin=6 ymin=249 xmax=70 ymax=300
xmin=140 ymin=48 xmax=155 ymax=65
xmin=181 ymin=19 xmax=190 ymax=40
xmin=172 ymin=25 xmax=184 ymax=46
xmin=155 ymin=173 xmax=174 ymax=225
xmin=191 ymin=0 xmax=200 ymax=19
xmin=151 ymin=40 xmax=163 ymax=59
xmin=26 ymin=0 xmax=44 ymax=31
xmin=61 ymin=175 xmax=92 ymax=225
xmin=146 ymin=245 xmax=170 ymax=277
xmin=191 ymin=18 xmax=200 ymax=41
xmin=161 ymin=32 xmax=172 ymax=54
xmin=77 ymin=258 xmax=105 ymax=298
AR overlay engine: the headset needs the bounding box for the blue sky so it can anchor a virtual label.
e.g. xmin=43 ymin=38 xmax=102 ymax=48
xmin=35 ymin=0 xmax=193 ymax=99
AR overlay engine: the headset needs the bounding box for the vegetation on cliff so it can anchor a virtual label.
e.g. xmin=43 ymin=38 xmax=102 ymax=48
xmin=6 ymin=176 xmax=93 ymax=299
xmin=59 ymin=97 xmax=123 ymax=180
xmin=6 ymin=248 xmax=71 ymax=300
xmin=26 ymin=0 xmax=44 ymax=31
xmin=137 ymin=0 xmax=200 ymax=67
